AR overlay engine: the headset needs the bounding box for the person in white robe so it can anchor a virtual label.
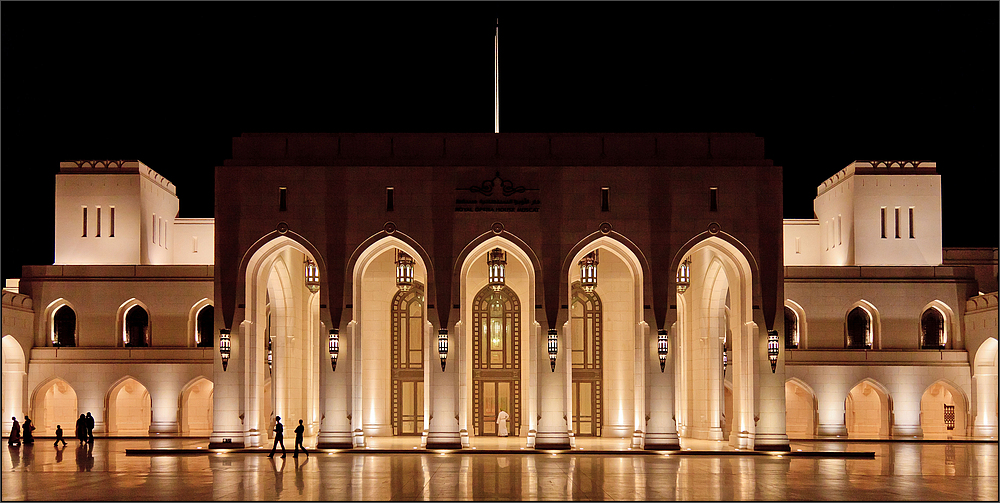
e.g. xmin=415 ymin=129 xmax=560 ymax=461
xmin=496 ymin=410 xmax=510 ymax=437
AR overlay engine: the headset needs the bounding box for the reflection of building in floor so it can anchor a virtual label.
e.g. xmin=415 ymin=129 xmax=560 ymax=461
xmin=1 ymin=137 xmax=997 ymax=450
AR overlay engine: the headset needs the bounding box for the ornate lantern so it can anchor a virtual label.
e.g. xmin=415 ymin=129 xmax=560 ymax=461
xmin=767 ymin=329 xmax=779 ymax=373
xmin=677 ymin=258 xmax=691 ymax=294
xmin=579 ymin=250 xmax=599 ymax=293
xmin=723 ymin=343 xmax=728 ymax=375
xmin=329 ymin=329 xmax=339 ymax=371
xmin=657 ymin=329 xmax=668 ymax=372
xmin=395 ymin=249 xmax=415 ymax=291
xmin=438 ymin=329 xmax=449 ymax=371
xmin=304 ymin=258 xmax=320 ymax=293
xmin=547 ymin=329 xmax=558 ymax=372
xmin=267 ymin=336 xmax=273 ymax=374
xmin=219 ymin=329 xmax=231 ymax=371
xmin=487 ymin=247 xmax=507 ymax=292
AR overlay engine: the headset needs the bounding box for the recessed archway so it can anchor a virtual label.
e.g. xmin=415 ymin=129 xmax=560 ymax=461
xmin=179 ymin=377 xmax=214 ymax=436
xmin=920 ymin=380 xmax=968 ymax=438
xmin=106 ymin=377 xmax=151 ymax=436
xmin=785 ymin=378 xmax=817 ymax=438
xmin=846 ymin=379 xmax=892 ymax=438
xmin=2 ymin=335 xmax=26 ymax=435
xmin=972 ymin=338 xmax=998 ymax=437
xmin=31 ymin=378 xmax=79 ymax=436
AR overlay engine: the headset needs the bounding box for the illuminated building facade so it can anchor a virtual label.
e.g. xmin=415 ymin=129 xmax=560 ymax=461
xmin=2 ymin=135 xmax=996 ymax=452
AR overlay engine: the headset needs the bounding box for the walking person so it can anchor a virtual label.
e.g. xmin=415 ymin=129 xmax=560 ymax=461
xmin=54 ymin=424 xmax=68 ymax=446
xmin=75 ymin=414 xmax=87 ymax=444
xmin=496 ymin=410 xmax=510 ymax=437
xmin=293 ymin=419 xmax=308 ymax=458
xmin=21 ymin=416 xmax=35 ymax=444
xmin=85 ymin=412 xmax=95 ymax=442
xmin=267 ymin=415 xmax=286 ymax=458
xmin=7 ymin=417 xmax=20 ymax=446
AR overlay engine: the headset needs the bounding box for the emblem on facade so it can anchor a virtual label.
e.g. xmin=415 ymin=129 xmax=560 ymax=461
xmin=464 ymin=171 xmax=533 ymax=196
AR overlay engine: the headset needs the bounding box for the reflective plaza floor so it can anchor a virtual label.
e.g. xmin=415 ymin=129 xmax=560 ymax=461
xmin=2 ymin=437 xmax=996 ymax=501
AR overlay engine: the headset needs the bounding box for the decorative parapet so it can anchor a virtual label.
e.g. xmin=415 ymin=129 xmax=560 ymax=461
xmin=817 ymin=160 xmax=937 ymax=196
xmin=59 ymin=160 xmax=176 ymax=195
xmin=966 ymin=292 xmax=998 ymax=314
xmin=1 ymin=290 xmax=33 ymax=312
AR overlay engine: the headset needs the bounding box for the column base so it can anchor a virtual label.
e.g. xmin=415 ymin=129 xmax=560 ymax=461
xmin=316 ymin=430 xmax=353 ymax=449
xmin=352 ymin=429 xmax=365 ymax=447
xmin=425 ymin=430 xmax=462 ymax=449
xmin=752 ymin=433 xmax=790 ymax=452
xmin=643 ymin=432 xmax=680 ymax=450
xmin=817 ymin=423 xmax=848 ymax=437
xmin=525 ymin=429 xmax=536 ymax=448
xmin=149 ymin=420 xmax=178 ymax=434
xmin=209 ymin=430 xmax=246 ymax=449
xmin=458 ymin=429 xmax=469 ymax=448
xmin=631 ymin=430 xmax=644 ymax=449
xmin=973 ymin=424 xmax=999 ymax=438
xmin=534 ymin=430 xmax=571 ymax=450
xmin=891 ymin=425 xmax=923 ymax=438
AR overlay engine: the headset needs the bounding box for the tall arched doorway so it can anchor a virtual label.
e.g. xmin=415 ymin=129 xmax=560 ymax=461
xmin=471 ymin=284 xmax=521 ymax=437
xmin=785 ymin=379 xmax=816 ymax=438
xmin=2 ymin=335 xmax=26 ymax=435
xmin=180 ymin=377 xmax=214 ymax=436
xmin=846 ymin=380 xmax=891 ymax=438
xmin=31 ymin=378 xmax=78 ymax=436
xmin=570 ymin=282 xmax=602 ymax=437
xmin=972 ymin=338 xmax=998 ymax=437
xmin=107 ymin=377 xmax=151 ymax=435
xmin=920 ymin=381 xmax=967 ymax=438
xmin=391 ymin=283 xmax=425 ymax=436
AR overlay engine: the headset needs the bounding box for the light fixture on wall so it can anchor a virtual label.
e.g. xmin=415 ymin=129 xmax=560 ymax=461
xmin=723 ymin=343 xmax=728 ymax=375
xmin=219 ymin=329 xmax=231 ymax=371
xmin=304 ymin=258 xmax=320 ymax=293
xmin=547 ymin=329 xmax=558 ymax=372
xmin=438 ymin=329 xmax=449 ymax=371
xmin=767 ymin=329 xmax=779 ymax=373
xmin=487 ymin=247 xmax=507 ymax=292
xmin=395 ymin=249 xmax=415 ymax=291
xmin=657 ymin=329 xmax=668 ymax=372
xmin=676 ymin=258 xmax=691 ymax=294
xmin=579 ymin=250 xmax=599 ymax=293
xmin=267 ymin=336 xmax=273 ymax=375
xmin=329 ymin=329 xmax=339 ymax=371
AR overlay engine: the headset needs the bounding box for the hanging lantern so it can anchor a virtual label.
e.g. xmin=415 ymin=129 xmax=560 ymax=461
xmin=579 ymin=250 xmax=599 ymax=293
xmin=547 ymin=329 xmax=558 ymax=372
xmin=304 ymin=258 xmax=320 ymax=293
xmin=723 ymin=344 xmax=728 ymax=375
xmin=487 ymin=247 xmax=507 ymax=292
xmin=219 ymin=329 xmax=231 ymax=371
xmin=676 ymin=258 xmax=691 ymax=294
xmin=395 ymin=249 xmax=415 ymax=291
xmin=329 ymin=329 xmax=339 ymax=371
xmin=657 ymin=329 xmax=668 ymax=372
xmin=438 ymin=329 xmax=449 ymax=371
xmin=267 ymin=336 xmax=273 ymax=374
xmin=767 ymin=329 xmax=779 ymax=373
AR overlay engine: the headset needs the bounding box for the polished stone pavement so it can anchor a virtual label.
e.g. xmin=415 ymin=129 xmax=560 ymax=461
xmin=2 ymin=438 xmax=996 ymax=501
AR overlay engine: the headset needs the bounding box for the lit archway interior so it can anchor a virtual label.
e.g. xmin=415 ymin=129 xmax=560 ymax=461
xmin=972 ymin=338 xmax=998 ymax=437
xmin=920 ymin=381 xmax=967 ymax=437
xmin=2 ymin=335 xmax=26 ymax=434
xmin=785 ymin=380 xmax=816 ymax=438
xmin=107 ymin=378 xmax=151 ymax=435
xmin=180 ymin=377 xmax=214 ymax=436
xmin=32 ymin=378 xmax=78 ymax=436
xmin=846 ymin=380 xmax=891 ymax=437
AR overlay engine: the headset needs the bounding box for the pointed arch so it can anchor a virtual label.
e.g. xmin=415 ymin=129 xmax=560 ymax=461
xmin=347 ymin=230 xmax=436 ymax=328
xmin=846 ymin=378 xmax=892 ymax=437
xmin=188 ymin=298 xmax=214 ymax=347
xmin=972 ymin=337 xmax=998 ymax=438
xmin=116 ymin=298 xmax=151 ymax=347
xmin=917 ymin=300 xmax=957 ymax=349
xmin=920 ymin=379 xmax=969 ymax=437
xmin=178 ymin=376 xmax=214 ymax=436
xmin=29 ymin=377 xmax=79 ymax=436
xmin=784 ymin=378 xmax=817 ymax=438
xmin=844 ymin=300 xmax=881 ymax=349
xmin=105 ymin=375 xmax=151 ymax=436
xmin=43 ymin=298 xmax=79 ymax=347
xmin=2 ymin=335 xmax=27 ymax=434
xmin=784 ymin=299 xmax=807 ymax=349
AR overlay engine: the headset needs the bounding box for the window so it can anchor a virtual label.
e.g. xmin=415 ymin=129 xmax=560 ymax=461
xmin=96 ymin=207 xmax=101 ymax=237
xmin=880 ymin=207 xmax=886 ymax=239
xmin=709 ymin=187 xmax=718 ymax=212
xmin=784 ymin=306 xmax=799 ymax=349
xmin=109 ymin=207 xmax=115 ymax=237
xmin=795 ymin=237 xmax=801 ymax=254
xmin=53 ymin=305 xmax=76 ymax=347
xmin=152 ymin=214 xmax=157 ymax=244
xmin=386 ymin=187 xmax=394 ymax=211
xmin=159 ymin=217 xmax=165 ymax=247
xmin=944 ymin=404 xmax=955 ymax=430
xmin=279 ymin=187 xmax=287 ymax=211
xmin=601 ymin=187 xmax=610 ymax=212
xmin=82 ymin=207 xmax=88 ymax=237
xmin=196 ymin=305 xmax=213 ymax=348
xmin=192 ymin=236 xmax=198 ymax=253
xmin=846 ymin=306 xmax=871 ymax=349
xmin=909 ymin=207 xmax=915 ymax=238
xmin=837 ymin=215 xmax=842 ymax=246
xmin=124 ymin=305 xmax=150 ymax=347
xmin=894 ymin=207 xmax=900 ymax=239
xmin=920 ymin=308 xmax=945 ymax=349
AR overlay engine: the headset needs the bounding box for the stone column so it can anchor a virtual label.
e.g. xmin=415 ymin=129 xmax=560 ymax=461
xmin=972 ymin=374 xmax=999 ymax=437
xmin=317 ymin=328 xmax=353 ymax=448
xmin=644 ymin=328 xmax=680 ymax=450
xmin=426 ymin=327 xmax=461 ymax=448
xmin=210 ymin=324 xmax=247 ymax=449
xmin=754 ymin=328 xmax=790 ymax=451
xmin=535 ymin=328 xmax=570 ymax=449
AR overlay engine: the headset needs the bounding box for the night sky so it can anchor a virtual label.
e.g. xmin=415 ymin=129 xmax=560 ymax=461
xmin=2 ymin=2 xmax=997 ymax=281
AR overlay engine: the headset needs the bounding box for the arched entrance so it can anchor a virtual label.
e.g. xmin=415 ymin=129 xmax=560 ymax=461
xmin=31 ymin=378 xmax=78 ymax=436
xmin=179 ymin=377 xmax=213 ymax=436
xmin=2 ymin=335 xmax=26 ymax=435
xmin=107 ymin=377 xmax=151 ymax=435
xmin=972 ymin=337 xmax=998 ymax=437
xmin=785 ymin=379 xmax=816 ymax=438
xmin=391 ymin=282 xmax=425 ymax=436
xmin=920 ymin=380 xmax=967 ymax=438
xmin=846 ymin=379 xmax=891 ymax=438
xmin=675 ymin=237 xmax=761 ymax=448
xmin=471 ymin=284 xmax=521 ymax=437
xmin=570 ymin=282 xmax=602 ymax=437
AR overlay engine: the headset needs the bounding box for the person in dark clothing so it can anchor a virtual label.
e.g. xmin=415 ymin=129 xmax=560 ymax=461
xmin=54 ymin=425 xmax=68 ymax=446
xmin=7 ymin=417 xmax=20 ymax=446
xmin=267 ymin=415 xmax=286 ymax=458
xmin=86 ymin=412 xmax=95 ymax=442
xmin=21 ymin=416 xmax=35 ymax=444
xmin=293 ymin=419 xmax=308 ymax=458
xmin=75 ymin=414 xmax=87 ymax=444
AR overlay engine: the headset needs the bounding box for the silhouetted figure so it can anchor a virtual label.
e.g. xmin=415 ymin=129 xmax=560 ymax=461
xmin=293 ymin=419 xmax=308 ymax=458
xmin=21 ymin=416 xmax=34 ymax=444
xmin=267 ymin=415 xmax=286 ymax=458
xmin=86 ymin=412 xmax=95 ymax=442
xmin=75 ymin=414 xmax=87 ymax=444
xmin=54 ymin=424 xmax=68 ymax=446
xmin=7 ymin=417 xmax=20 ymax=446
